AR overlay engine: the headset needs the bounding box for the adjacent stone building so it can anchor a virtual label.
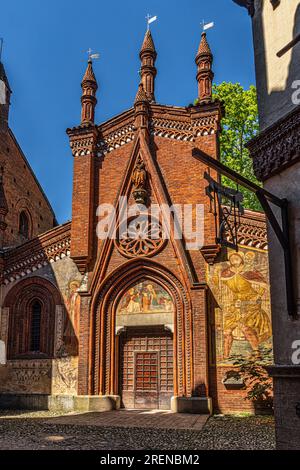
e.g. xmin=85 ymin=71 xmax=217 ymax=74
xmin=0 ymin=30 xmax=272 ymax=414
xmin=233 ymin=0 xmax=300 ymax=449
xmin=0 ymin=63 xmax=57 ymax=248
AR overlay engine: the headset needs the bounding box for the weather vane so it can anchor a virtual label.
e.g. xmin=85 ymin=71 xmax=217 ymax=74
xmin=146 ymin=14 xmax=157 ymax=30
xmin=87 ymin=48 xmax=100 ymax=61
xmin=202 ymin=20 xmax=215 ymax=32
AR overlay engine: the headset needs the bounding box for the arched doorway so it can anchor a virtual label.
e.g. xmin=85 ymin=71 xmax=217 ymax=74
xmin=91 ymin=261 xmax=192 ymax=407
xmin=116 ymin=280 xmax=175 ymax=409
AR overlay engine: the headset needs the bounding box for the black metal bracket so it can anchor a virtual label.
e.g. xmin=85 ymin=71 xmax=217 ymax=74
xmin=192 ymin=147 xmax=296 ymax=317
xmin=204 ymin=171 xmax=244 ymax=250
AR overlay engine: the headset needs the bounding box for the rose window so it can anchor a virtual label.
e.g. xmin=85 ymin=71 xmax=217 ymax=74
xmin=115 ymin=216 xmax=165 ymax=258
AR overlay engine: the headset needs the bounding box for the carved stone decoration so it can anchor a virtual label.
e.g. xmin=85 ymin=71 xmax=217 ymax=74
xmin=115 ymin=215 xmax=165 ymax=258
xmin=0 ymin=360 xmax=52 ymax=393
xmin=131 ymin=156 xmax=148 ymax=205
xmin=247 ymin=105 xmax=300 ymax=181
xmin=13 ymin=364 xmax=50 ymax=386
xmin=52 ymin=357 xmax=78 ymax=395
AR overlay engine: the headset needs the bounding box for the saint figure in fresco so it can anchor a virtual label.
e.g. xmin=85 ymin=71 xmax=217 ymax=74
xmin=141 ymin=290 xmax=151 ymax=312
xmin=63 ymin=280 xmax=81 ymax=355
xmin=117 ymin=281 xmax=174 ymax=315
xmin=125 ymin=288 xmax=141 ymax=313
xmin=218 ymin=252 xmax=272 ymax=358
xmin=140 ymin=283 xmax=158 ymax=312
xmin=146 ymin=283 xmax=158 ymax=308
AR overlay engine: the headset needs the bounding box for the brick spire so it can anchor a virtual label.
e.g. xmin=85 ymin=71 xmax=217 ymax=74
xmin=134 ymin=82 xmax=148 ymax=104
xmin=0 ymin=169 xmax=8 ymax=248
xmin=195 ymin=32 xmax=214 ymax=104
xmin=134 ymin=82 xmax=149 ymax=131
xmin=81 ymin=59 xmax=98 ymax=124
xmin=139 ymin=29 xmax=157 ymax=103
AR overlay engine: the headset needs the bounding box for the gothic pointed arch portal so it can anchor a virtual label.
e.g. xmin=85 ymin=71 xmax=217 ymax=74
xmin=90 ymin=261 xmax=193 ymax=409
xmin=116 ymin=280 xmax=174 ymax=409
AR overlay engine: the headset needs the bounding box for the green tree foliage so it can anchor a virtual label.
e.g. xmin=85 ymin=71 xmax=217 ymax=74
xmin=230 ymin=347 xmax=273 ymax=412
xmin=212 ymin=83 xmax=262 ymax=211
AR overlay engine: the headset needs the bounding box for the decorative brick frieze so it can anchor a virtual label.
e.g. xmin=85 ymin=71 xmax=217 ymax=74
xmin=67 ymin=125 xmax=99 ymax=157
xmin=150 ymin=115 xmax=217 ymax=141
xmin=223 ymin=209 xmax=268 ymax=250
xmin=68 ymin=104 xmax=222 ymax=159
xmin=2 ymin=222 xmax=71 ymax=284
xmin=201 ymin=209 xmax=267 ymax=263
xmin=97 ymin=122 xmax=136 ymax=156
xmin=235 ymin=218 xmax=268 ymax=249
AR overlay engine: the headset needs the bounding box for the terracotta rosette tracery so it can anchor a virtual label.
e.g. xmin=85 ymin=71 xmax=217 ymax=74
xmin=114 ymin=216 xmax=166 ymax=258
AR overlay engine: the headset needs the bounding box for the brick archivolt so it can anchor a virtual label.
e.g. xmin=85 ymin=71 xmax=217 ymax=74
xmin=92 ymin=260 xmax=191 ymax=397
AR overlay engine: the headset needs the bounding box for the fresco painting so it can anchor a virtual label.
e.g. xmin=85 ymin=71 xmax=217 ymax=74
xmin=62 ymin=280 xmax=81 ymax=356
xmin=208 ymin=248 xmax=272 ymax=364
xmin=117 ymin=281 xmax=174 ymax=315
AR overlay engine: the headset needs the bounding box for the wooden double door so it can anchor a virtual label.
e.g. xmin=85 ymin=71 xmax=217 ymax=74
xmin=119 ymin=326 xmax=174 ymax=409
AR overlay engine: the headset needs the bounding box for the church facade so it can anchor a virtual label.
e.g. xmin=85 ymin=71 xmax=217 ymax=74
xmin=0 ymin=30 xmax=271 ymax=414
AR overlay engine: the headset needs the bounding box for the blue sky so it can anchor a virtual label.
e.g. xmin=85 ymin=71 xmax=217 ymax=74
xmin=1 ymin=0 xmax=254 ymax=224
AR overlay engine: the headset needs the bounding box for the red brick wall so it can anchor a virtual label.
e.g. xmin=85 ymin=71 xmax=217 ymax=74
xmin=0 ymin=129 xmax=56 ymax=247
xmin=209 ymin=365 xmax=256 ymax=413
xmin=69 ymin=103 xmax=270 ymax=413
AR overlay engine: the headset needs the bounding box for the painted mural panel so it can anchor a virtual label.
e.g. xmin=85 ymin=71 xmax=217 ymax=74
xmin=61 ymin=280 xmax=81 ymax=356
xmin=208 ymin=247 xmax=272 ymax=364
xmin=116 ymin=280 xmax=174 ymax=328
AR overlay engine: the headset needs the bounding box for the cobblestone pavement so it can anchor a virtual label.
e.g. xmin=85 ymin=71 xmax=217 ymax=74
xmin=0 ymin=410 xmax=275 ymax=450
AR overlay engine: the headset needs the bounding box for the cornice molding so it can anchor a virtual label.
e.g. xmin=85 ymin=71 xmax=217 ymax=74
xmin=247 ymin=105 xmax=300 ymax=181
xmin=2 ymin=222 xmax=71 ymax=285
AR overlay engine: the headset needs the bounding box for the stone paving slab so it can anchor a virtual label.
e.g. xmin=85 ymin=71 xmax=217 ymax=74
xmin=0 ymin=412 xmax=275 ymax=450
xmin=42 ymin=409 xmax=209 ymax=430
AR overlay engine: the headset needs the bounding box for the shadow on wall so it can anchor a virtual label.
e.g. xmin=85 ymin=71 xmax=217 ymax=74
xmin=254 ymin=2 xmax=300 ymax=129
xmin=0 ymin=236 xmax=81 ymax=399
